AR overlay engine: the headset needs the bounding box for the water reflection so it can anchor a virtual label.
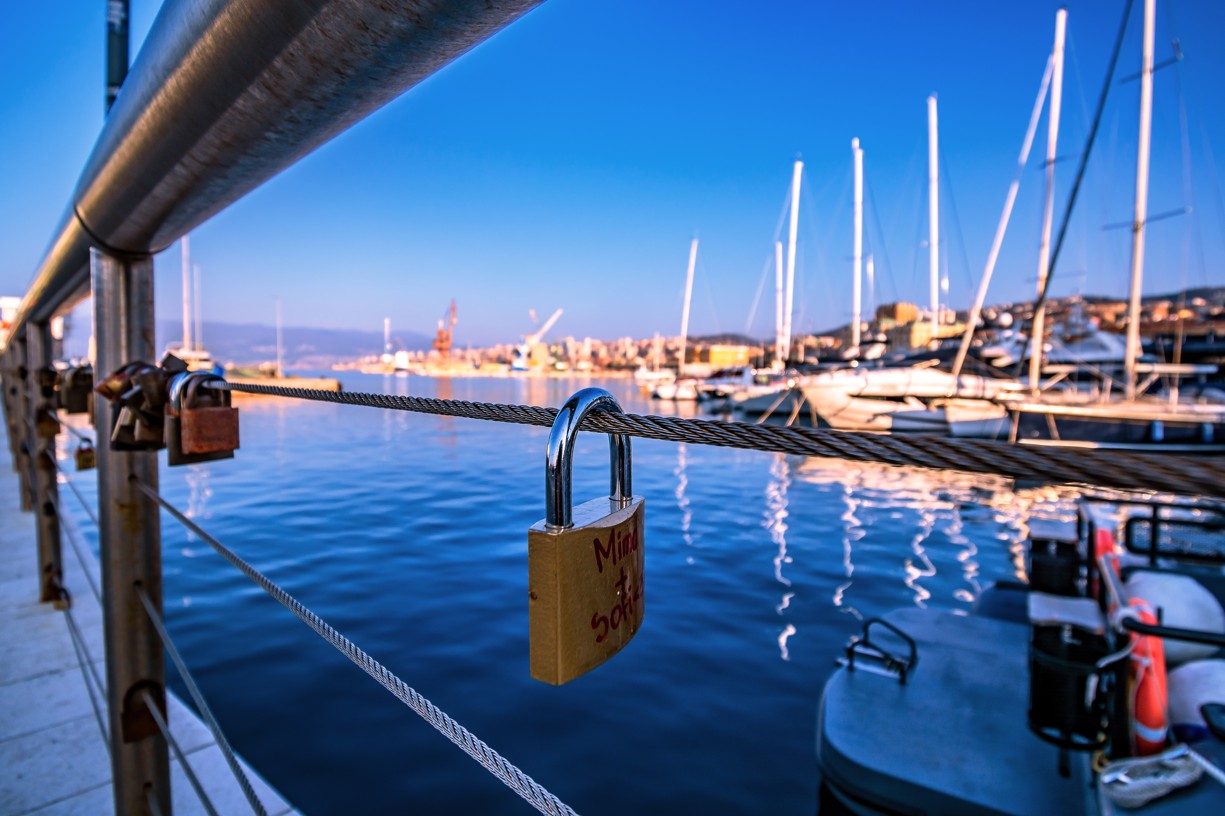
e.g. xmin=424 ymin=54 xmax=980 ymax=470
xmin=183 ymin=464 xmax=212 ymax=549
xmin=763 ymin=453 xmax=795 ymax=660
xmin=674 ymin=443 xmax=695 ymax=564
xmin=793 ymin=458 xmax=1076 ymax=614
xmin=903 ymin=509 xmax=936 ymax=608
xmin=834 ymin=479 xmax=864 ymax=620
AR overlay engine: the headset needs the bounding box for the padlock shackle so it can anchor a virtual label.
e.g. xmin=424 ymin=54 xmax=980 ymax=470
xmin=168 ymin=371 xmax=226 ymax=416
xmin=545 ymin=387 xmax=631 ymax=530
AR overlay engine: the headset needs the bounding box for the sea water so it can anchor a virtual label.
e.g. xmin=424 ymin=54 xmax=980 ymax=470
xmin=60 ymin=373 xmax=1074 ymax=815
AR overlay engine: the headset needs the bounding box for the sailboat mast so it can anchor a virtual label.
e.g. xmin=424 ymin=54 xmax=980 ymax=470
xmin=866 ymin=254 xmax=875 ymax=320
xmin=927 ymin=95 xmax=940 ymax=346
xmin=784 ymin=159 xmax=802 ymax=363
xmin=1029 ymin=8 xmax=1067 ymax=393
xmin=678 ymin=237 xmax=698 ymax=377
xmin=951 ymin=55 xmax=1053 ymax=382
xmin=192 ymin=263 xmax=202 ymax=352
xmin=276 ymin=299 xmax=284 ymax=377
xmin=181 ymin=235 xmax=192 ymax=351
xmin=852 ymin=138 xmax=864 ymax=353
xmin=1125 ymin=0 xmax=1155 ymax=401
xmin=774 ymin=240 xmax=784 ymax=370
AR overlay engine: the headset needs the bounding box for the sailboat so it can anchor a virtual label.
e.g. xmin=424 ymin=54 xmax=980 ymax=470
xmin=946 ymin=5 xmax=1225 ymax=449
xmin=728 ymin=161 xmax=809 ymax=416
xmin=165 ymin=235 xmax=217 ymax=372
xmin=801 ymin=101 xmax=1020 ymax=431
xmin=653 ymin=238 xmax=702 ymax=401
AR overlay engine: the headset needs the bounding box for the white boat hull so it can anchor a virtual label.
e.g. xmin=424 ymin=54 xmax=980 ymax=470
xmin=800 ymin=367 xmax=1016 ymax=432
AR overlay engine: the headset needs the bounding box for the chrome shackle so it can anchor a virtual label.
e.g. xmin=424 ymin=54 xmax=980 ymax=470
xmin=544 ymin=387 xmax=632 ymax=530
xmin=167 ymin=371 xmax=225 ymax=416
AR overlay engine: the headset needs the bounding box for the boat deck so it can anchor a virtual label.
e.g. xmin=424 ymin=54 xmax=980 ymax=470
xmin=817 ymin=607 xmax=1093 ymax=816
xmin=0 ymin=441 xmax=299 ymax=815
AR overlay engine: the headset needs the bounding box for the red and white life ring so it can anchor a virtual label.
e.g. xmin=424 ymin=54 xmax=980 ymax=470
xmin=1092 ymin=528 xmax=1120 ymax=602
xmin=1128 ymin=599 xmax=1169 ymax=756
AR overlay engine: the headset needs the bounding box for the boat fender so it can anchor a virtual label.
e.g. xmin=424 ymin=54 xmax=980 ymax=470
xmin=1124 ymin=571 xmax=1225 ymax=666
xmin=1167 ymin=659 xmax=1225 ymax=744
xmin=1128 ymin=599 xmax=1169 ymax=756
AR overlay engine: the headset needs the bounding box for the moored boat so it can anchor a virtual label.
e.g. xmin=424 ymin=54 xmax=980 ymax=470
xmin=815 ymin=492 xmax=1225 ymax=814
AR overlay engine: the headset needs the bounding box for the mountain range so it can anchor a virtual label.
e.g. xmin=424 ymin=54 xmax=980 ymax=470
xmin=147 ymin=321 xmax=431 ymax=369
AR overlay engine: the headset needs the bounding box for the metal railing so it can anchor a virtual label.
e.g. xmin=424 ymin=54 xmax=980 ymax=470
xmin=0 ymin=2 xmax=543 ymax=812
xmin=2 ymin=2 xmax=1223 ymax=814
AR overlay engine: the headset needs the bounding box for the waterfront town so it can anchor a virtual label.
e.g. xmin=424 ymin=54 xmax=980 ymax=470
xmin=330 ymin=289 xmax=1225 ymax=378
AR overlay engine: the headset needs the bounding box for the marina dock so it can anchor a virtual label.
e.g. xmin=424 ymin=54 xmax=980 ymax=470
xmin=0 ymin=441 xmax=298 ymax=816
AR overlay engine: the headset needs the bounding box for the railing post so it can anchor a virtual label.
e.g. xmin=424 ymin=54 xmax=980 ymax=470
xmin=2 ymin=348 xmax=20 ymax=468
xmin=7 ymin=334 xmax=34 ymax=512
xmin=26 ymin=322 xmax=65 ymax=605
xmin=91 ymin=247 xmax=170 ymax=815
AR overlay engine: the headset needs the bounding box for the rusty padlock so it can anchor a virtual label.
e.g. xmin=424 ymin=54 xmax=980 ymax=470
xmin=528 ymin=388 xmax=645 ymax=685
xmin=165 ymin=372 xmax=238 ymax=466
xmin=75 ymin=439 xmax=96 ymax=471
xmin=110 ymin=404 xmax=143 ymax=450
xmin=94 ymin=361 xmax=144 ymax=402
xmin=59 ymin=366 xmax=93 ymax=414
xmin=99 ymin=362 xmax=168 ymax=451
xmin=35 ymin=406 xmax=62 ymax=439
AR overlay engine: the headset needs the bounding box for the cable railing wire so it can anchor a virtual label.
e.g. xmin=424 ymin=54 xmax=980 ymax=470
xmin=132 ymin=478 xmax=579 ymax=816
xmin=51 ymin=456 xmax=99 ymax=528
xmin=62 ymin=594 xmax=110 ymax=752
xmin=140 ymin=688 xmax=221 ymax=816
xmin=217 ymin=382 xmax=1224 ymax=499
xmin=146 ymin=785 xmax=166 ymax=816
xmin=135 ymin=587 xmax=269 ymax=816
xmin=60 ymin=420 xmax=93 ymax=444
xmin=47 ymin=489 xmax=102 ymax=603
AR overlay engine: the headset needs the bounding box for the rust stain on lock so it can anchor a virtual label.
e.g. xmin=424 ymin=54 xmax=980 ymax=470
xmin=181 ymin=405 xmax=241 ymax=454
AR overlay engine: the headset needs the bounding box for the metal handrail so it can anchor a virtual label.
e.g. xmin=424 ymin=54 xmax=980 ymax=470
xmin=1098 ymin=553 xmax=1225 ymax=647
xmin=7 ymin=0 xmax=542 ymax=338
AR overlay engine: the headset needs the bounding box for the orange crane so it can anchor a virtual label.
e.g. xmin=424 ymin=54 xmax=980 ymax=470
xmin=432 ymin=299 xmax=457 ymax=357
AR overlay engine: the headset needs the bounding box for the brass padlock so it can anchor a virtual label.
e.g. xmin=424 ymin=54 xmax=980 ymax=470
xmin=166 ymin=372 xmax=238 ymax=466
xmin=75 ymin=440 xmax=96 ymax=471
xmin=528 ymin=388 xmax=644 ymax=685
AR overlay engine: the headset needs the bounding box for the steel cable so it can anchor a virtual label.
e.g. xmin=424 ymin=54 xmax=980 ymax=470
xmin=62 ymin=597 xmax=110 ymax=753
xmin=46 ymin=488 xmax=102 ymax=603
xmin=135 ymin=587 xmax=269 ymax=816
xmin=217 ymin=382 xmax=1224 ymax=499
xmin=59 ymin=420 xmax=93 ymax=444
xmin=51 ymin=457 xmax=99 ymax=527
xmin=140 ymin=688 xmax=221 ymax=816
xmin=133 ymin=480 xmax=577 ymax=816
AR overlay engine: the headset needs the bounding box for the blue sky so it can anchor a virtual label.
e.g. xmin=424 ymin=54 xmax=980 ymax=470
xmin=2 ymin=1 xmax=1224 ymax=347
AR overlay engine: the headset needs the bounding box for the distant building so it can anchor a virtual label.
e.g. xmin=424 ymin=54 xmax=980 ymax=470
xmin=682 ymin=343 xmax=754 ymax=369
xmin=876 ymin=302 xmax=920 ymax=326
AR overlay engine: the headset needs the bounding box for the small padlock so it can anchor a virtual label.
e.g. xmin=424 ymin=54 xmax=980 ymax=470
xmin=110 ymin=405 xmax=143 ymax=449
xmin=35 ymin=406 xmax=62 ymax=439
xmin=166 ymin=372 xmax=238 ymax=466
xmin=94 ymin=361 xmax=143 ymax=402
xmin=99 ymin=362 xmax=168 ymax=451
xmin=59 ymin=366 xmax=93 ymax=415
xmin=528 ymin=388 xmax=645 ymax=686
xmin=75 ymin=440 xmax=96 ymax=471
